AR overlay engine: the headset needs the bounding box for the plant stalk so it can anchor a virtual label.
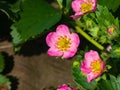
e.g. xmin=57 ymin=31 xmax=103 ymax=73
xmin=75 ymin=26 xmax=104 ymax=51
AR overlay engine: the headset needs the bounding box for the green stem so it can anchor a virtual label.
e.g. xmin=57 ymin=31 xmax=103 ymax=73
xmin=75 ymin=26 xmax=104 ymax=51
xmin=75 ymin=19 xmax=86 ymax=28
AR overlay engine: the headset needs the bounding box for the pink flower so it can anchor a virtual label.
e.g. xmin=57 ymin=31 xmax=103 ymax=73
xmin=57 ymin=84 xmax=72 ymax=90
xmin=46 ymin=24 xmax=80 ymax=59
xmin=106 ymin=45 xmax=112 ymax=52
xmin=57 ymin=84 xmax=76 ymax=90
xmin=107 ymin=26 xmax=116 ymax=35
xmin=71 ymin=0 xmax=97 ymax=19
xmin=81 ymin=50 xmax=105 ymax=83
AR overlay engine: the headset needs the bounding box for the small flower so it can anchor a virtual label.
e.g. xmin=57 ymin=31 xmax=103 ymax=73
xmin=57 ymin=84 xmax=76 ymax=90
xmin=71 ymin=0 xmax=97 ymax=19
xmin=57 ymin=84 xmax=72 ymax=90
xmin=106 ymin=45 xmax=112 ymax=52
xmin=107 ymin=26 xmax=116 ymax=35
xmin=81 ymin=50 xmax=105 ymax=83
xmin=46 ymin=24 xmax=80 ymax=59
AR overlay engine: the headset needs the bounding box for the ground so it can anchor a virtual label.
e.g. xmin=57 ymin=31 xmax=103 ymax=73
xmin=0 ymin=40 xmax=76 ymax=90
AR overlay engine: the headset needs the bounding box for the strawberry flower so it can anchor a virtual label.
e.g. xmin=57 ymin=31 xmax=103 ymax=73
xmin=57 ymin=84 xmax=76 ymax=90
xmin=81 ymin=50 xmax=105 ymax=83
xmin=107 ymin=26 xmax=116 ymax=35
xmin=46 ymin=24 xmax=80 ymax=59
xmin=71 ymin=0 xmax=97 ymax=19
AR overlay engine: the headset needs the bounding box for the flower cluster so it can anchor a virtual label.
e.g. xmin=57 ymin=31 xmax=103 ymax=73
xmin=45 ymin=0 xmax=120 ymax=89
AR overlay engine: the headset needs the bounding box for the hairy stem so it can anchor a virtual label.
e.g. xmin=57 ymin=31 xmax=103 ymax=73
xmin=75 ymin=26 xmax=104 ymax=51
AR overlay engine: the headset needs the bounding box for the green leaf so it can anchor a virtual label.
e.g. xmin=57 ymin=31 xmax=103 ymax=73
xmin=0 ymin=74 xmax=11 ymax=89
xmin=110 ymin=45 xmax=120 ymax=58
xmin=98 ymin=0 xmax=120 ymax=12
xmin=98 ymin=74 xmax=120 ymax=90
xmin=96 ymin=5 xmax=115 ymax=26
xmin=0 ymin=54 xmax=5 ymax=73
xmin=72 ymin=61 xmax=97 ymax=90
xmin=66 ymin=0 xmax=72 ymax=10
xmin=95 ymin=5 xmax=120 ymax=44
xmin=11 ymin=0 xmax=62 ymax=47
xmin=56 ymin=0 xmax=63 ymax=9
xmin=0 ymin=0 xmax=21 ymax=21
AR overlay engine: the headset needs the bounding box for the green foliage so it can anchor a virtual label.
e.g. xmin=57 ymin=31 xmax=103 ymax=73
xmin=72 ymin=60 xmax=97 ymax=90
xmin=56 ymin=0 xmax=63 ymax=9
xmin=95 ymin=5 xmax=119 ymax=44
xmin=11 ymin=0 xmax=62 ymax=51
xmin=79 ymin=5 xmax=120 ymax=45
xmin=0 ymin=0 xmax=21 ymax=21
xmin=98 ymin=75 xmax=120 ymax=90
xmin=0 ymin=74 xmax=11 ymax=90
xmin=110 ymin=45 xmax=120 ymax=58
xmin=0 ymin=54 xmax=11 ymax=89
xmin=0 ymin=54 xmax=5 ymax=73
xmin=66 ymin=0 xmax=72 ymax=10
xmin=98 ymin=0 xmax=120 ymax=12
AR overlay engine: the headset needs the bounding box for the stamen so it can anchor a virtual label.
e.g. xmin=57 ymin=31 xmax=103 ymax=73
xmin=91 ymin=60 xmax=101 ymax=73
xmin=56 ymin=36 xmax=71 ymax=51
xmin=81 ymin=2 xmax=92 ymax=13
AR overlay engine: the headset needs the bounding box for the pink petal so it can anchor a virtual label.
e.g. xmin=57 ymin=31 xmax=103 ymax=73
xmin=101 ymin=60 xmax=106 ymax=71
xmin=62 ymin=33 xmax=80 ymax=59
xmin=57 ymin=84 xmax=72 ymax=90
xmin=84 ymin=50 xmax=100 ymax=67
xmin=63 ymin=48 xmax=77 ymax=59
xmin=70 ymin=33 xmax=80 ymax=47
xmin=46 ymin=32 xmax=55 ymax=47
xmin=87 ymin=72 xmax=100 ymax=83
xmin=46 ymin=32 xmax=63 ymax=47
xmin=106 ymin=45 xmax=112 ymax=52
xmin=81 ymin=60 xmax=91 ymax=74
xmin=91 ymin=0 xmax=97 ymax=8
xmin=72 ymin=0 xmax=82 ymax=12
xmin=47 ymin=47 xmax=63 ymax=57
xmin=70 ymin=14 xmax=81 ymax=19
xmin=56 ymin=24 xmax=70 ymax=36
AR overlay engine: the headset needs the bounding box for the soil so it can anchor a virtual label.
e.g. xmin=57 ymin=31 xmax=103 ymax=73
xmin=0 ymin=40 xmax=76 ymax=90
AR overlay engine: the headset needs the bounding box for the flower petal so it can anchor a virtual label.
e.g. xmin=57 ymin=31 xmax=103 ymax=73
xmin=84 ymin=50 xmax=100 ymax=67
xmin=70 ymin=14 xmax=81 ymax=19
xmin=57 ymin=84 xmax=72 ymax=90
xmin=63 ymin=48 xmax=77 ymax=59
xmin=62 ymin=33 xmax=80 ymax=59
xmin=47 ymin=47 xmax=63 ymax=57
xmin=101 ymin=60 xmax=106 ymax=71
xmin=81 ymin=60 xmax=91 ymax=74
xmin=72 ymin=0 xmax=82 ymax=12
xmin=56 ymin=24 xmax=70 ymax=36
xmin=46 ymin=32 xmax=63 ymax=47
xmin=87 ymin=72 xmax=100 ymax=83
xmin=70 ymin=33 xmax=80 ymax=47
xmin=91 ymin=0 xmax=97 ymax=9
xmin=46 ymin=32 xmax=55 ymax=47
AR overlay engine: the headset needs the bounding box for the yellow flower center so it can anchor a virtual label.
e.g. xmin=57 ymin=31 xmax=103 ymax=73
xmin=110 ymin=26 xmax=115 ymax=33
xmin=91 ymin=60 xmax=101 ymax=73
xmin=81 ymin=2 xmax=93 ymax=13
xmin=56 ymin=36 xmax=71 ymax=51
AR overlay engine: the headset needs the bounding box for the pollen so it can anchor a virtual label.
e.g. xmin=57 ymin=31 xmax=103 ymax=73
xmin=81 ymin=2 xmax=93 ymax=13
xmin=91 ymin=60 xmax=101 ymax=73
xmin=56 ymin=36 xmax=71 ymax=51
